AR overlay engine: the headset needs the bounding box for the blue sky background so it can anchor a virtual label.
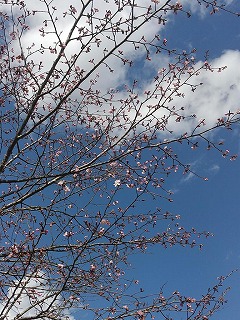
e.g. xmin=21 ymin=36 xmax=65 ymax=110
xmin=164 ymin=6 xmax=240 ymax=59
xmin=120 ymin=5 xmax=240 ymax=319
xmin=127 ymin=132 xmax=240 ymax=319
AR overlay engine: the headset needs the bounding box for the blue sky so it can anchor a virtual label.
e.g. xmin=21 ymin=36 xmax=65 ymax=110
xmin=164 ymin=4 xmax=240 ymax=58
xmin=127 ymin=8 xmax=240 ymax=308
xmin=117 ymin=4 xmax=240 ymax=319
xmin=85 ymin=0 xmax=240 ymax=312
xmin=1 ymin=1 xmax=240 ymax=319
xmin=128 ymin=131 xmax=240 ymax=319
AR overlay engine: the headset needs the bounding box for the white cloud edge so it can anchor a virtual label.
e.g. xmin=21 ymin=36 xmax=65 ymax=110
xmin=0 ymin=272 xmax=76 ymax=320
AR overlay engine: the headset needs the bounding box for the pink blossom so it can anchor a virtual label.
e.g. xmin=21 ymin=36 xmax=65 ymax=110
xmin=230 ymin=154 xmax=238 ymax=161
xmin=63 ymin=185 xmax=70 ymax=192
xmin=114 ymin=179 xmax=121 ymax=187
xmin=90 ymin=264 xmax=96 ymax=272
xmin=58 ymin=180 xmax=70 ymax=193
xmin=63 ymin=231 xmax=74 ymax=238
xmin=101 ymin=219 xmax=111 ymax=225
xmin=222 ymin=150 xmax=229 ymax=158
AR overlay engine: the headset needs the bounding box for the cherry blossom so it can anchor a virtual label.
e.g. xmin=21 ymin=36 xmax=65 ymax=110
xmin=0 ymin=0 xmax=238 ymax=319
xmin=114 ymin=180 xmax=121 ymax=187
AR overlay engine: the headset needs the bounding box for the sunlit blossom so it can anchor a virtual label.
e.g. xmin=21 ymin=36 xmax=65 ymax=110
xmin=114 ymin=179 xmax=121 ymax=187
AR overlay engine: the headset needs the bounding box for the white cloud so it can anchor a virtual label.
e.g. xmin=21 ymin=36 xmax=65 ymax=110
xmin=174 ymin=50 xmax=240 ymax=134
xmin=181 ymin=0 xmax=236 ymax=18
xmin=0 ymin=272 xmax=75 ymax=320
xmin=209 ymin=164 xmax=220 ymax=173
xmin=181 ymin=171 xmax=195 ymax=182
xmin=2 ymin=1 xmax=240 ymax=139
xmin=180 ymin=160 xmax=221 ymax=183
xmin=2 ymin=0 xmax=166 ymax=93
xmin=132 ymin=50 xmax=240 ymax=138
